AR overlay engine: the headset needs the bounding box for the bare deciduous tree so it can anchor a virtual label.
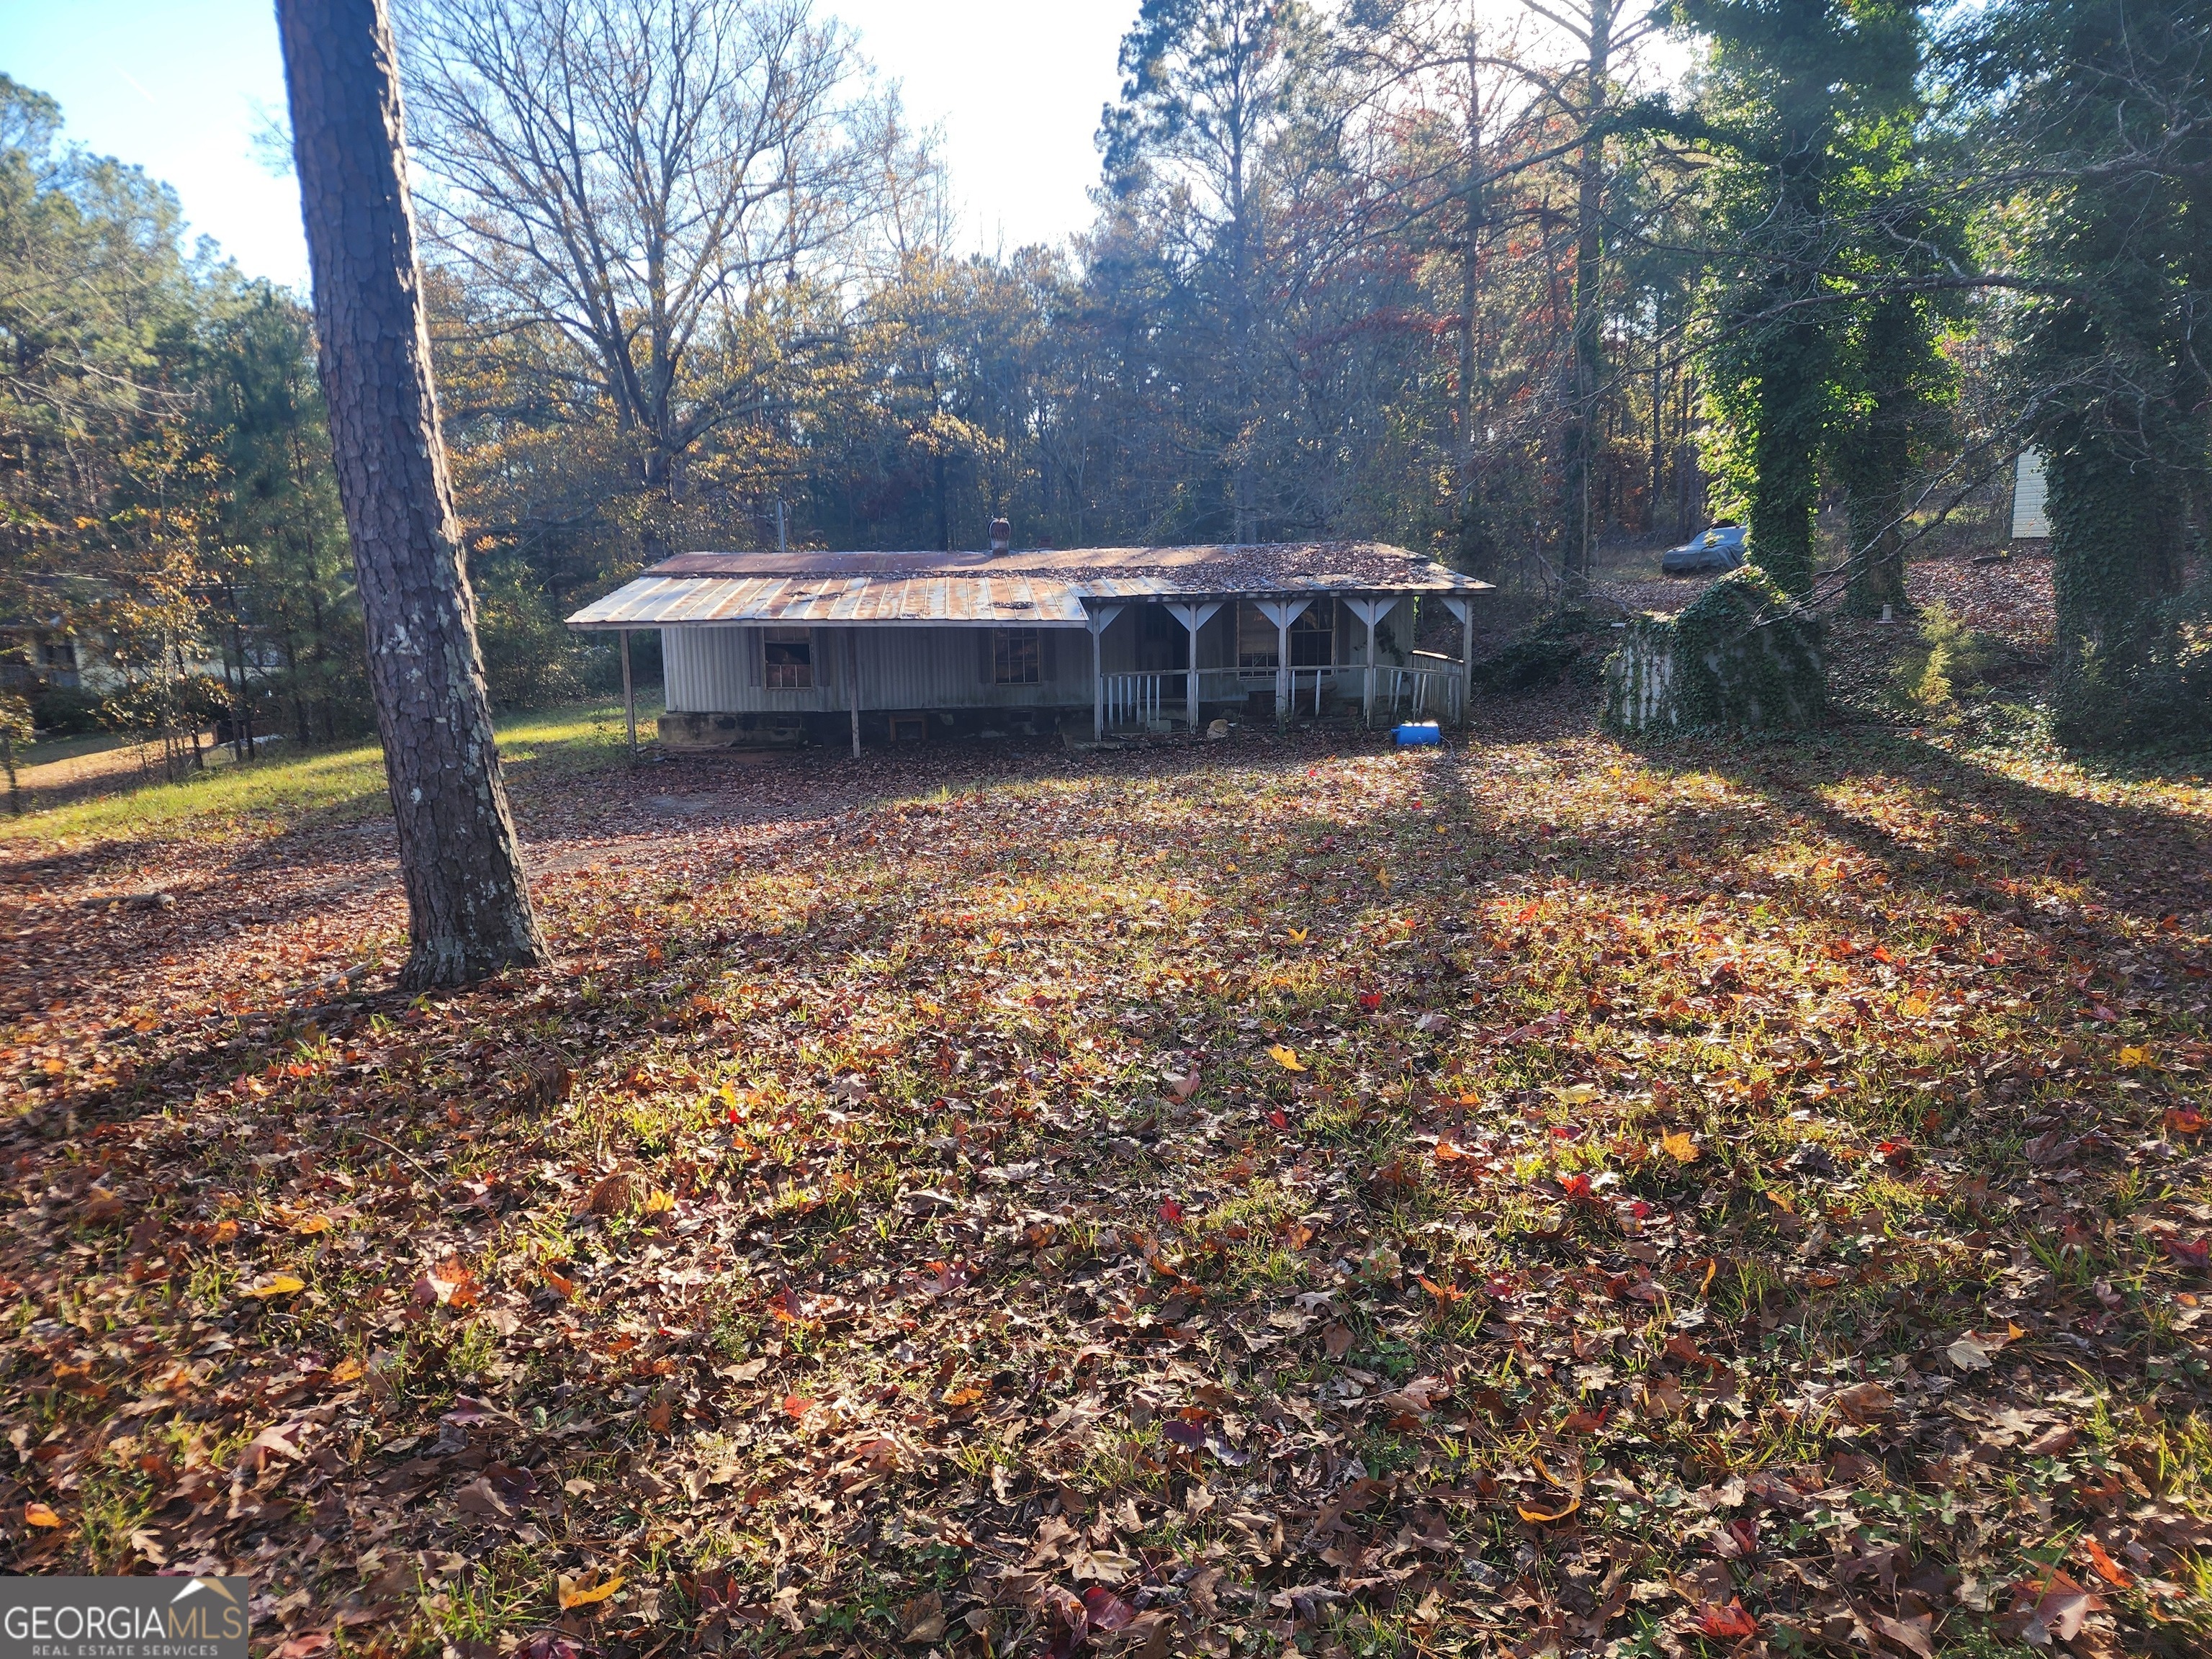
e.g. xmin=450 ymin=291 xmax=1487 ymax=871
xmin=396 ymin=0 xmax=904 ymax=558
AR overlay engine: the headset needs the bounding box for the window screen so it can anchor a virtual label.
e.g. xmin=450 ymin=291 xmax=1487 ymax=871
xmin=763 ymin=626 xmax=813 ymax=688
xmin=993 ymin=629 xmax=1041 ymax=685
xmin=1290 ymin=607 xmax=1333 ymax=667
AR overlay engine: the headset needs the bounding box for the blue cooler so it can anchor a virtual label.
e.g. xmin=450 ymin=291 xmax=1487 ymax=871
xmin=1395 ymin=721 xmax=1441 ymax=746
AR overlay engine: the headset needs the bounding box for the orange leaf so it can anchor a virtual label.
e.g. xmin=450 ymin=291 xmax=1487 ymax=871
xmin=1516 ymin=1494 xmax=1581 ymax=1524
xmin=1660 ymin=1130 xmax=1700 ymax=1164
xmin=24 ymin=1502 xmax=60 ymax=1528
xmin=556 ymin=1570 xmax=624 ymax=1610
xmin=2082 ymin=1536 xmax=2134 ymax=1588
xmin=781 ymin=1393 xmax=815 ymax=1420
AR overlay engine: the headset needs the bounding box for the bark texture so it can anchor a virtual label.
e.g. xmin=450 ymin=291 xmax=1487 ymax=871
xmin=276 ymin=0 xmax=547 ymax=988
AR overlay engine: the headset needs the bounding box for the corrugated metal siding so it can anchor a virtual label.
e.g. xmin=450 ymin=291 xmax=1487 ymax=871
xmin=666 ymin=624 xmax=1088 ymax=714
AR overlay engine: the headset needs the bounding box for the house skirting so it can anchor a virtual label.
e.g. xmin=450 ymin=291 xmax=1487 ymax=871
xmin=659 ymin=705 xmax=1094 ymax=750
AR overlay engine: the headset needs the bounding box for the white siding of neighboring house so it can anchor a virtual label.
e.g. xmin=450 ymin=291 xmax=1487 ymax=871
xmin=2012 ymin=450 xmax=2050 ymax=539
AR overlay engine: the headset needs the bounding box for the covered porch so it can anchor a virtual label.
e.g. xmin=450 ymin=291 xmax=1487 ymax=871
xmin=1084 ymin=592 xmax=1480 ymax=738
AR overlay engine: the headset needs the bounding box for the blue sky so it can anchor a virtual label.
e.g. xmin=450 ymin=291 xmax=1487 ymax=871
xmin=0 ymin=0 xmax=1133 ymax=290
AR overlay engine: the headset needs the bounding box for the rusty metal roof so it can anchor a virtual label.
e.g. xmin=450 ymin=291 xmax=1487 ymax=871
xmin=567 ymin=541 xmax=1490 ymax=630
xmin=567 ymin=572 xmax=1090 ymax=629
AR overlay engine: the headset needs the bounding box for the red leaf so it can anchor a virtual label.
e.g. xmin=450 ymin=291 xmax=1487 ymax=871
xmin=2161 ymin=1231 xmax=2210 ymax=1267
xmin=1159 ymin=1200 xmax=1184 ymax=1224
xmin=1081 ymin=1587 xmax=1136 ymax=1632
xmin=781 ymin=1394 xmax=814 ymax=1420
xmin=1694 ymin=1599 xmax=1758 ymax=1640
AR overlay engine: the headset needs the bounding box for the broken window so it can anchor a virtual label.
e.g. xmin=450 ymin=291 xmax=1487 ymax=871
xmin=763 ymin=626 xmax=813 ymax=688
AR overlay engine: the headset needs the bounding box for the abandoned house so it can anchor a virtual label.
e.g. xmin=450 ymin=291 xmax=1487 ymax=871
xmin=565 ymin=530 xmax=1492 ymax=750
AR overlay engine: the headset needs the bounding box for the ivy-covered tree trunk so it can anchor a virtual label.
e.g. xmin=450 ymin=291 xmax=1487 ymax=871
xmin=2048 ymin=427 xmax=2189 ymax=726
xmin=1839 ymin=295 xmax=1939 ymax=615
xmin=1743 ymin=313 xmax=1829 ymax=598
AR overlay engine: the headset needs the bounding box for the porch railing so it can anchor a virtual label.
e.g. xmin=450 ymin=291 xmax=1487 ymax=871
xmin=1102 ymin=671 xmax=1174 ymax=729
xmin=1372 ymin=662 xmax=1464 ymax=726
xmin=1099 ymin=661 xmax=1464 ymax=729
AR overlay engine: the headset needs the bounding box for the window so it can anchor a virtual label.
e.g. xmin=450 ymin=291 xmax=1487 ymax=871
xmin=993 ymin=628 xmax=1041 ymax=685
xmin=1290 ymin=608 xmax=1333 ymax=667
xmin=763 ymin=626 xmax=812 ymax=688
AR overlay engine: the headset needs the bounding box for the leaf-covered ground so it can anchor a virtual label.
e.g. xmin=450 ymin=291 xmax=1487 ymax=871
xmin=4 ymin=692 xmax=2211 ymax=1659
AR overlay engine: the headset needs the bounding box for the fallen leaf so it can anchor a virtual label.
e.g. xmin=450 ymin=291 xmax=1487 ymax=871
xmin=1516 ymin=1494 xmax=1581 ymax=1524
xmin=899 ymin=1591 xmax=946 ymax=1642
xmin=1829 ymin=1381 xmax=1896 ymax=1426
xmin=1693 ymin=1599 xmax=1757 ymax=1640
xmin=555 ymin=1570 xmax=624 ymax=1610
xmin=24 ymin=1503 xmax=60 ymax=1528
xmin=1660 ymin=1130 xmax=1700 ymax=1163
xmin=242 ymin=1273 xmax=306 ymax=1299
xmin=1946 ymin=1334 xmax=1995 ymax=1371
xmin=411 ymin=1257 xmax=479 ymax=1309
xmin=2081 ymin=1535 xmax=2134 ymax=1588
xmin=1267 ymin=1044 xmax=1308 ymax=1072
xmin=1082 ymin=1586 xmax=1136 ymax=1632
xmin=1867 ymin=1611 xmax=1933 ymax=1658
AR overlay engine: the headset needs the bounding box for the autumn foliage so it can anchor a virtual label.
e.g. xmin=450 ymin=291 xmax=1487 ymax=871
xmin=3 ymin=699 xmax=2211 ymax=1655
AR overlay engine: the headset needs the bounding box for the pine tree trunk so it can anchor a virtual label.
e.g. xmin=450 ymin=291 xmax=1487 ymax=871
xmin=1561 ymin=0 xmax=1611 ymax=600
xmin=275 ymin=0 xmax=547 ymax=989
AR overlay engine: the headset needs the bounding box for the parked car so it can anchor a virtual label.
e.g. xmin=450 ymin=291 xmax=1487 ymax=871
xmin=1661 ymin=524 xmax=1748 ymax=574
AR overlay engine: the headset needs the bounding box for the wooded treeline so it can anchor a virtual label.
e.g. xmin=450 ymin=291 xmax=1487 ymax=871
xmin=3 ymin=0 xmax=2206 ymax=752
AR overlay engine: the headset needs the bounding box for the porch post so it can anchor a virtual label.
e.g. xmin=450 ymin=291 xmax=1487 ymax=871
xmin=1084 ymin=606 xmax=1124 ymax=742
xmin=1443 ymin=595 xmax=1475 ymax=727
xmin=620 ymin=629 xmax=637 ymax=763
xmin=1344 ymin=598 xmax=1393 ymax=731
xmin=1251 ymin=598 xmax=1311 ymax=728
xmin=848 ymin=629 xmax=861 ymax=758
xmin=1165 ymin=601 xmax=1223 ymax=734
xmin=1365 ymin=611 xmax=1375 ymax=728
